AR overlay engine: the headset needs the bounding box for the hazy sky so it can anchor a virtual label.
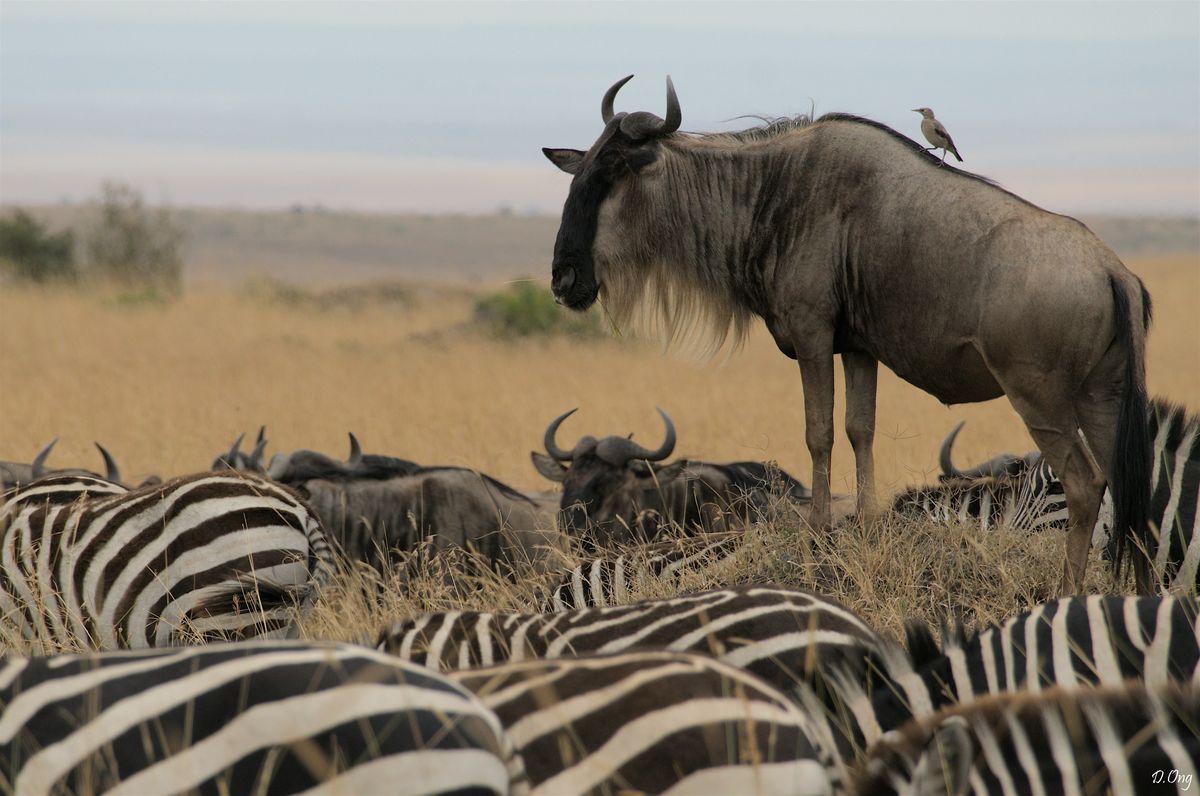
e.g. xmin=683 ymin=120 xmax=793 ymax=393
xmin=2 ymin=1 xmax=1197 ymax=215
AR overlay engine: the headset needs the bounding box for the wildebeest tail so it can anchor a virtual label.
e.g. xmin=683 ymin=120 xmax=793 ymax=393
xmin=1107 ymin=274 xmax=1153 ymax=591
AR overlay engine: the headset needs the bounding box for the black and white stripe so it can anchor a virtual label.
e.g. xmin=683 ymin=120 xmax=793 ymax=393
xmin=0 ymin=641 xmax=527 ymax=795
xmin=0 ymin=472 xmax=334 ymax=649
xmin=451 ymin=650 xmax=835 ymax=795
xmin=857 ymin=682 xmax=1199 ymax=796
xmin=892 ymin=458 xmax=1068 ymax=533
xmin=540 ymin=531 xmax=745 ymax=610
xmin=378 ymin=585 xmax=884 ymax=704
xmin=899 ymin=399 xmax=1199 ymax=589
xmin=829 ymin=594 xmax=1199 ymax=757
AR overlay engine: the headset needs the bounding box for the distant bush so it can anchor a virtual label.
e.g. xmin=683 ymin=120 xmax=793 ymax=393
xmin=84 ymin=181 xmax=184 ymax=296
xmin=0 ymin=209 xmax=77 ymax=283
xmin=473 ymin=281 xmax=605 ymax=339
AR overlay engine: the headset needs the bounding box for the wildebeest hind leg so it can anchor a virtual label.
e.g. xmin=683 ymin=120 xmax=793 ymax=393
xmin=798 ymin=354 xmax=836 ymax=531
xmin=843 ymin=351 xmax=879 ymax=522
xmin=1007 ymin=391 xmax=1106 ymax=595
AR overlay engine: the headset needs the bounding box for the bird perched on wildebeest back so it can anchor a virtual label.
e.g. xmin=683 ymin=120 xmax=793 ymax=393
xmin=912 ymin=107 xmax=962 ymax=163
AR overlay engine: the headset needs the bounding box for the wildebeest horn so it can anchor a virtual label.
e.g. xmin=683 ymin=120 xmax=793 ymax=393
xmin=224 ymin=432 xmax=245 ymax=466
xmin=347 ymin=432 xmax=363 ymax=466
xmin=939 ymin=421 xmax=1026 ymax=480
xmin=94 ymin=443 xmax=121 ymax=483
xmin=636 ymin=406 xmax=677 ymax=461
xmin=544 ymin=408 xmax=579 ymax=461
xmin=601 ymin=74 xmax=634 ymax=123
xmin=245 ymin=437 xmax=268 ymax=471
xmin=618 ymin=76 xmax=682 ymax=140
xmin=31 ymin=438 xmax=59 ymax=478
xmin=939 ymin=421 xmax=968 ymax=478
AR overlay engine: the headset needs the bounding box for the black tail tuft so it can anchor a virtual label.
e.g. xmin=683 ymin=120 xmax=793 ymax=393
xmin=1106 ymin=275 xmax=1154 ymax=591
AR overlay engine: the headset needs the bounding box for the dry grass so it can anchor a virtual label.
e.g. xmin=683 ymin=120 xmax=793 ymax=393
xmin=0 ymin=251 xmax=1196 ymax=648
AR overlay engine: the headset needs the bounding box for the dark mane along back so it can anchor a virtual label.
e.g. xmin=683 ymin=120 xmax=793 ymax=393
xmin=415 ymin=466 xmax=534 ymax=504
xmin=816 ymin=112 xmax=1007 ymax=190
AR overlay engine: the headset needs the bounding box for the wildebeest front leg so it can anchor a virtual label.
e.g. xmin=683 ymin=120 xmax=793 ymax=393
xmin=798 ymin=353 xmax=836 ymax=530
xmin=842 ymin=351 xmax=878 ymax=520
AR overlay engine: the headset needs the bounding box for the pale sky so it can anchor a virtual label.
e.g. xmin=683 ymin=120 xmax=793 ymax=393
xmin=1 ymin=1 xmax=1197 ymax=215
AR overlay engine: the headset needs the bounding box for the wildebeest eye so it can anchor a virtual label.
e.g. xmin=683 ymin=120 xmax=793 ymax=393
xmin=624 ymin=146 xmax=659 ymax=174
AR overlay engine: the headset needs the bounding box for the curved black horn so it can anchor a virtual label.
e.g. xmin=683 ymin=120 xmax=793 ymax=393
xmin=246 ymin=437 xmax=268 ymax=471
xmin=939 ymin=421 xmax=967 ymax=478
xmin=631 ymin=406 xmax=677 ymax=462
xmin=94 ymin=443 xmax=121 ymax=483
xmin=31 ymin=438 xmax=59 ymax=478
xmin=224 ymin=432 xmax=245 ymax=466
xmin=347 ymin=432 xmax=363 ymax=466
xmin=662 ymin=75 xmax=681 ymax=133
xmin=543 ymin=408 xmax=578 ymax=461
xmin=601 ymin=74 xmax=634 ymax=123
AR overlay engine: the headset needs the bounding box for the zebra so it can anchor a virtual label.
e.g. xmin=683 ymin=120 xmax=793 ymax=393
xmin=0 ymin=471 xmax=334 ymax=649
xmin=0 ymin=641 xmax=528 ymax=795
xmin=377 ymin=585 xmax=885 ymax=708
xmin=856 ymin=682 xmax=1199 ymax=796
xmin=449 ymin=650 xmax=836 ymax=795
xmin=900 ymin=397 xmax=1199 ymax=590
xmin=816 ymin=593 xmax=1199 ymax=762
xmin=538 ymin=530 xmax=745 ymax=610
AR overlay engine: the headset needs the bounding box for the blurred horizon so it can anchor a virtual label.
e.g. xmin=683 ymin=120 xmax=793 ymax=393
xmin=2 ymin=1 xmax=1198 ymax=216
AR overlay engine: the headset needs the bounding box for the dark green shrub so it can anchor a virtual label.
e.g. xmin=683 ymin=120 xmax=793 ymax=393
xmin=0 ymin=210 xmax=77 ymax=283
xmin=473 ymin=281 xmax=605 ymax=339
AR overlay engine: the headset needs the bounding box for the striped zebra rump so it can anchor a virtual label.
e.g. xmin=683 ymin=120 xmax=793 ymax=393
xmin=1135 ymin=399 xmax=1199 ymax=591
xmin=856 ymin=682 xmax=1199 ymax=796
xmin=377 ymin=585 xmax=885 ymax=706
xmin=539 ymin=531 xmax=745 ymax=611
xmin=450 ymin=650 xmax=835 ymax=795
xmin=0 ymin=641 xmax=528 ymax=795
xmin=0 ymin=472 xmax=335 ymax=650
xmin=833 ymin=594 xmax=1200 ymax=755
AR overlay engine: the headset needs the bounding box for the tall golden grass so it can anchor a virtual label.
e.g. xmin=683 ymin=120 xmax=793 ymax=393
xmin=2 ymin=254 xmax=1196 ymax=494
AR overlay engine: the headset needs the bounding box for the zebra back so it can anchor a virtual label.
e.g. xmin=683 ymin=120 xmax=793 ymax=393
xmin=539 ymin=530 xmax=745 ymax=610
xmin=839 ymin=594 xmax=1200 ymax=752
xmin=892 ymin=458 xmax=1065 ymax=533
xmin=451 ymin=650 xmax=835 ymax=795
xmin=378 ymin=585 xmax=884 ymax=706
xmin=0 ymin=471 xmax=335 ymax=650
xmin=0 ymin=641 xmax=527 ymax=795
xmin=856 ymin=682 xmax=1199 ymax=796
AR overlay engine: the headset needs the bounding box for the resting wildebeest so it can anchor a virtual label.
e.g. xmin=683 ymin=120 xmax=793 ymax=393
xmin=531 ymin=407 xmax=825 ymax=547
xmin=1 ymin=439 xmax=134 ymax=490
xmin=542 ymin=75 xmax=1152 ymax=593
xmin=268 ymin=435 xmax=562 ymax=575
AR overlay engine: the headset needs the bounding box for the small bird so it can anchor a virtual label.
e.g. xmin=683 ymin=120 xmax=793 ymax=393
xmin=912 ymin=107 xmax=963 ymax=164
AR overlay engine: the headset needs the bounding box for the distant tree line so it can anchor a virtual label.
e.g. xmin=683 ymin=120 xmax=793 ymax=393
xmin=0 ymin=182 xmax=184 ymax=295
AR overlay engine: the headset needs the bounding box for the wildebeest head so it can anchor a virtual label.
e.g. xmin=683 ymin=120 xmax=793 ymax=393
xmin=267 ymin=433 xmax=421 ymax=486
xmin=2 ymin=438 xmax=130 ymax=490
xmin=531 ymin=407 xmax=686 ymax=545
xmin=542 ymin=75 xmax=681 ymax=311
xmin=211 ymin=427 xmax=268 ymax=472
xmin=938 ymin=421 xmax=1042 ymax=481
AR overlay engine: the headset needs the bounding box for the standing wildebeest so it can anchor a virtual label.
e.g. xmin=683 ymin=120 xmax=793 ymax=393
xmin=268 ymin=435 xmax=562 ymax=575
xmin=531 ymin=407 xmax=818 ymax=547
xmin=542 ymin=75 xmax=1152 ymax=593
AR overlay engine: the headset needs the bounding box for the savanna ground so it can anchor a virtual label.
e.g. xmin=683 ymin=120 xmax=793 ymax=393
xmin=1 ymin=211 xmax=1197 ymax=646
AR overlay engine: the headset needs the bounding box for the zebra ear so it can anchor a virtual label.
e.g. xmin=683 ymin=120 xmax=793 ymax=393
xmin=531 ymin=452 xmax=567 ymax=482
xmin=911 ymin=717 xmax=974 ymax=796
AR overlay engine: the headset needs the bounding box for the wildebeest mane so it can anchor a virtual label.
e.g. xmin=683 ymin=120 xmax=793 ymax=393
xmin=412 ymin=466 xmax=535 ymax=504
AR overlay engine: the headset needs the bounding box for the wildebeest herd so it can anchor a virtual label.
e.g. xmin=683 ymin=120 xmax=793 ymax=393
xmin=2 ymin=77 xmax=1197 ymax=794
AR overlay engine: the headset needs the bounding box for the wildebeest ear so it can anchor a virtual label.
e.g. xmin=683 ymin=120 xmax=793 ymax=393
xmin=644 ymin=460 xmax=688 ymax=484
xmin=542 ymin=148 xmax=585 ymax=174
xmin=530 ymin=452 xmax=568 ymax=482
xmin=623 ymin=145 xmax=658 ymax=173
